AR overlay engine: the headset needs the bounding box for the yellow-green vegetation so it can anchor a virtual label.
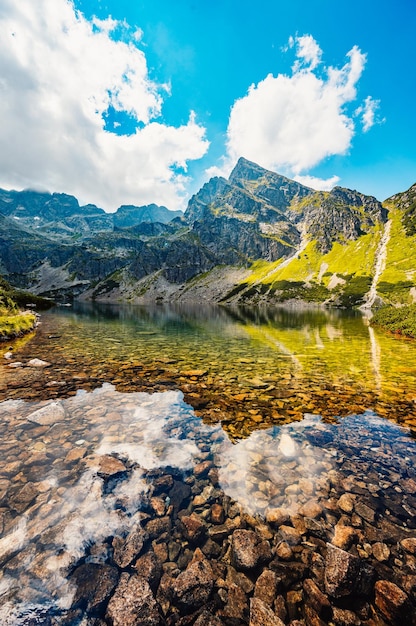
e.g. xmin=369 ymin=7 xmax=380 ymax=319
xmin=245 ymin=259 xmax=283 ymax=284
xmin=289 ymin=192 xmax=328 ymax=214
xmin=319 ymin=228 xmax=382 ymax=282
xmin=378 ymin=206 xmax=416 ymax=304
xmin=0 ymin=311 xmax=37 ymax=340
xmin=371 ymin=304 xmax=416 ymax=338
xmin=0 ymin=277 xmax=50 ymax=340
xmin=229 ymin=226 xmax=383 ymax=306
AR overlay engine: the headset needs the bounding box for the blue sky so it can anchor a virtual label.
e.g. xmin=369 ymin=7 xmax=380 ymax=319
xmin=0 ymin=0 xmax=414 ymax=211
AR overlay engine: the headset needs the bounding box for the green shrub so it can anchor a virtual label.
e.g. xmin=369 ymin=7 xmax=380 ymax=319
xmin=371 ymin=304 xmax=416 ymax=338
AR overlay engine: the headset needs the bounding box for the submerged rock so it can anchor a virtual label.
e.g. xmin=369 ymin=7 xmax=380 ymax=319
xmin=249 ymin=597 xmax=285 ymax=626
xmin=106 ymin=573 xmax=165 ymax=626
xmin=70 ymin=563 xmax=119 ymax=614
xmin=231 ymin=529 xmax=272 ymax=571
xmin=375 ymin=580 xmax=413 ymax=623
xmin=26 ymin=401 xmax=65 ymax=425
xmin=324 ymin=544 xmax=361 ymax=598
xmin=173 ymin=551 xmax=215 ymax=611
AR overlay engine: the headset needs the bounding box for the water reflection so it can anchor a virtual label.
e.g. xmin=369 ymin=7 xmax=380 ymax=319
xmin=41 ymin=301 xmax=416 ymax=404
xmin=1 ymin=384 xmax=416 ymax=621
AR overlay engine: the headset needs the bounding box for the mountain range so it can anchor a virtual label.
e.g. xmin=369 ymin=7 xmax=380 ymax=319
xmin=0 ymin=157 xmax=415 ymax=308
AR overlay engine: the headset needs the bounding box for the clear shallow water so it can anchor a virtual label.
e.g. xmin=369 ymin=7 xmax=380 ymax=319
xmin=1 ymin=383 xmax=416 ymax=621
xmin=41 ymin=302 xmax=416 ymax=398
xmin=1 ymin=303 xmax=416 ymax=622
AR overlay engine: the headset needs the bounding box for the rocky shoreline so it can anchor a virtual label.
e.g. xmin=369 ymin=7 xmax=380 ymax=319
xmin=64 ymin=440 xmax=416 ymax=626
xmin=1 ymin=317 xmax=416 ymax=625
xmin=1 ymin=401 xmax=416 ymax=626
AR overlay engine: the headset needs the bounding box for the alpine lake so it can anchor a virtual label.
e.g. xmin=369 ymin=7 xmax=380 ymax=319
xmin=1 ymin=302 xmax=416 ymax=626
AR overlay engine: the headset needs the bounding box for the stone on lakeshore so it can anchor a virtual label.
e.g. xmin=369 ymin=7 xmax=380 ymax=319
xmin=193 ymin=610 xmax=223 ymax=626
xmin=354 ymin=500 xmax=375 ymax=523
xmin=70 ymin=563 xmax=119 ymax=614
xmin=168 ymin=480 xmax=191 ymax=516
xmin=152 ymin=474 xmax=174 ymax=494
xmin=180 ymin=514 xmax=207 ymax=545
xmin=112 ymin=527 xmax=145 ymax=569
xmin=144 ymin=516 xmax=171 ymax=540
xmin=332 ymin=524 xmax=357 ymax=550
xmin=324 ymin=543 xmax=361 ymax=598
xmin=133 ymin=550 xmax=162 ymax=591
xmin=150 ymin=496 xmax=166 ymax=516
xmin=303 ymin=578 xmax=331 ymax=621
xmin=254 ymin=569 xmax=280 ymax=607
xmin=274 ymin=541 xmax=293 ymax=561
xmin=332 ymin=607 xmax=361 ymax=625
xmin=286 ymin=589 xmax=303 ymax=621
xmin=106 ymin=573 xmax=164 ymax=626
xmin=375 ymin=580 xmax=412 ymax=623
xmin=249 ymin=597 xmax=285 ymax=626
xmin=156 ymin=572 xmax=174 ymax=616
xmin=269 ymin=561 xmax=308 ymax=589
xmin=401 ymin=538 xmax=416 ymax=555
xmin=231 ymin=529 xmax=272 ymax=571
xmin=372 ymin=541 xmax=390 ymax=562
xmin=337 ymin=493 xmax=355 ymax=514
xmin=210 ymin=503 xmax=225 ymax=524
xmin=278 ymin=525 xmax=302 ymax=546
xmin=265 ymin=508 xmax=290 ymax=526
xmin=27 ymin=358 xmax=51 ymax=367
xmin=97 ymin=455 xmax=127 ymax=478
xmin=201 ymin=537 xmax=222 ymax=559
xmin=173 ymin=554 xmax=215 ymax=611
xmin=7 ymin=362 xmax=23 ymax=368
xmin=220 ymin=582 xmax=248 ymax=619
xmin=209 ymin=517 xmax=239 ymax=542
xmin=226 ymin=565 xmax=255 ymax=594
xmin=27 ymin=401 xmax=65 ymax=426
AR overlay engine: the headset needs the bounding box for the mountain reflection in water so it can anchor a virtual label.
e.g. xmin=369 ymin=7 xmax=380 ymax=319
xmin=42 ymin=302 xmax=416 ymax=404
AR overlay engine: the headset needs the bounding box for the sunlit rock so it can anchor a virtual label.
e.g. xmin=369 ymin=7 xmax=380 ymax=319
xmin=278 ymin=433 xmax=298 ymax=458
xmin=249 ymin=597 xmax=285 ymax=626
xmin=27 ymin=359 xmax=51 ymax=367
xmin=26 ymin=401 xmax=65 ymax=425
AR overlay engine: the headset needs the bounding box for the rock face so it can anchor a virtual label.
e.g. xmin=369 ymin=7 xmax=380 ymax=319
xmin=289 ymin=186 xmax=387 ymax=253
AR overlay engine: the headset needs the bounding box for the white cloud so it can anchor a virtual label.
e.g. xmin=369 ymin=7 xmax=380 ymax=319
xmin=293 ymin=174 xmax=340 ymax=191
xmin=224 ymin=35 xmax=372 ymax=182
xmin=0 ymin=0 xmax=208 ymax=210
xmin=291 ymin=34 xmax=322 ymax=71
xmin=356 ymin=95 xmax=383 ymax=132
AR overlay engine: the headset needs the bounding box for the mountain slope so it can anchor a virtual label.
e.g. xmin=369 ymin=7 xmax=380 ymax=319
xmin=0 ymin=160 xmax=414 ymax=307
xmin=219 ymin=182 xmax=415 ymax=308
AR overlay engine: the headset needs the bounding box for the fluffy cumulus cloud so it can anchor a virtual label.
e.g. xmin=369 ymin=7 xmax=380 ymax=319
xmin=0 ymin=0 xmax=208 ymax=210
xmin=224 ymin=35 xmax=376 ymax=188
